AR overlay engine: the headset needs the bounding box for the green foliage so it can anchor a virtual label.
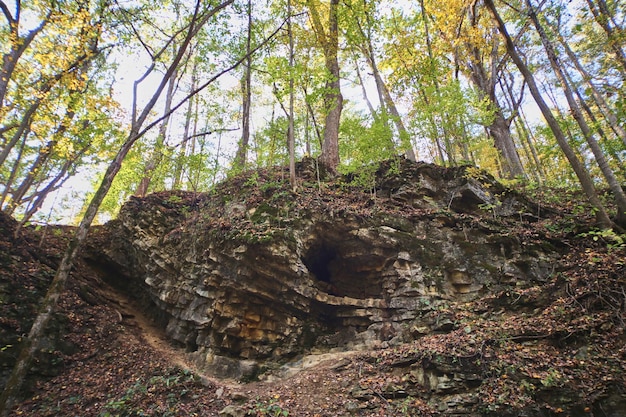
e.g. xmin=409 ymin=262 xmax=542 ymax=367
xmin=166 ymin=195 xmax=183 ymax=204
xmin=1 ymin=0 xmax=624 ymax=228
xmin=339 ymin=109 xmax=396 ymax=171
xmin=0 ymin=0 xmax=125 ymax=220
xmin=579 ymin=229 xmax=626 ymax=249
xmin=249 ymin=396 xmax=289 ymax=417
xmin=98 ymin=368 xmax=197 ymax=417
xmin=251 ymin=116 xmax=290 ymax=168
xmin=244 ymin=171 xmax=261 ymax=188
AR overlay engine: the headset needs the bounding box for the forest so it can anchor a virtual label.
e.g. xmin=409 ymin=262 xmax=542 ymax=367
xmin=1 ymin=1 xmax=626 ymax=416
xmin=0 ymin=0 xmax=625 ymax=230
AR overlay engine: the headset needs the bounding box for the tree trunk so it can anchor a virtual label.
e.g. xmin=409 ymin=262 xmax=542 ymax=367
xmin=234 ymin=0 xmax=253 ymax=171
xmin=499 ymin=69 xmax=546 ymax=181
xmin=556 ymin=24 xmax=626 ymax=148
xmin=484 ymin=0 xmax=614 ymax=229
xmin=307 ymin=0 xmax=343 ymax=172
xmin=0 ymin=135 xmax=27 ymax=209
xmin=0 ymin=49 xmax=96 ymax=168
xmin=173 ymin=65 xmax=198 ymax=190
xmin=288 ymin=0 xmax=296 ymax=189
xmin=353 ymin=57 xmax=396 ymax=154
xmin=489 ymin=106 xmax=525 ymax=178
xmin=0 ymin=96 xmax=45 ymax=168
xmin=419 ymin=0 xmax=456 ymax=165
xmin=16 ymin=146 xmax=88 ymax=235
xmin=571 ymin=78 xmax=626 ymax=175
xmin=527 ymin=0 xmax=626 ymax=226
xmin=352 ymin=4 xmax=417 ymax=161
xmin=135 ymin=68 xmax=178 ymax=197
xmin=0 ymin=6 xmax=50 ymax=110
xmin=7 ymin=103 xmax=78 ymax=215
xmin=464 ymin=26 xmax=525 ymax=178
xmin=302 ymin=85 xmax=323 ymax=150
xmin=372 ymin=61 xmax=417 ymax=161
xmin=513 ymin=117 xmax=543 ymax=183
xmin=353 ymin=57 xmax=378 ymax=119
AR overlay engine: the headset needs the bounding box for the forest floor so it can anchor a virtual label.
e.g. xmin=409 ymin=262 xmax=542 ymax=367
xmin=1 ymin=177 xmax=626 ymax=416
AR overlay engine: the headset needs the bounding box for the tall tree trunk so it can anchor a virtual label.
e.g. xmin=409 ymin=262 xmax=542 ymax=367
xmin=571 ymin=78 xmax=626 ymax=174
xmin=556 ymin=25 xmax=626 ymax=148
xmin=187 ymin=89 xmax=201 ymax=190
xmin=370 ymin=59 xmax=417 ymax=161
xmin=353 ymin=56 xmax=396 ymax=154
xmin=527 ymin=0 xmax=626 ymax=226
xmin=464 ymin=5 xmax=525 ymax=178
xmin=16 ymin=145 xmax=89 ymax=235
xmin=307 ymin=0 xmax=343 ymax=172
xmin=288 ymin=0 xmax=296 ymax=189
xmin=517 ymin=105 xmax=547 ymax=181
xmin=0 ymin=135 xmax=27 ymax=209
xmin=305 ymin=108 xmax=312 ymax=156
xmin=353 ymin=57 xmax=378 ymax=119
xmin=173 ymin=65 xmax=198 ymax=190
xmin=0 ymin=9 xmax=99 ymax=168
xmin=234 ymin=0 xmax=253 ymax=171
xmin=135 ymin=68 xmax=178 ymax=197
xmin=419 ymin=0 xmax=455 ymax=165
xmin=488 ymin=107 xmax=525 ymax=178
xmin=351 ymin=3 xmax=417 ymax=161
xmin=499 ymin=70 xmax=546 ymax=181
xmin=513 ymin=117 xmax=543 ymax=183
xmin=7 ymin=100 xmax=79 ymax=215
xmin=0 ymin=83 xmax=52 ymax=168
xmin=484 ymin=0 xmax=614 ymax=229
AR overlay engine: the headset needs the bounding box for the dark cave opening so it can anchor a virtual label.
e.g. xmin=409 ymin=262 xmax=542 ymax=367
xmin=302 ymin=240 xmax=386 ymax=299
xmin=303 ymin=243 xmax=337 ymax=285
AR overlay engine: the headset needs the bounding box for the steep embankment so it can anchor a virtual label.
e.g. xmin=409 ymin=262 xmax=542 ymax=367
xmin=1 ymin=158 xmax=625 ymax=416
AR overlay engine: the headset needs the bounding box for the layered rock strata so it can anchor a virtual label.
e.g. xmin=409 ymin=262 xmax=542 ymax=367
xmin=95 ymin=159 xmax=559 ymax=379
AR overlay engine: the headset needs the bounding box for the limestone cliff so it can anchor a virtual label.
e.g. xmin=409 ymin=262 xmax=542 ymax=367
xmin=94 ymin=158 xmax=561 ymax=379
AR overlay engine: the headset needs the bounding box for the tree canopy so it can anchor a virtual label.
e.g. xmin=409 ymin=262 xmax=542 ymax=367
xmin=0 ymin=0 xmax=625 ymax=228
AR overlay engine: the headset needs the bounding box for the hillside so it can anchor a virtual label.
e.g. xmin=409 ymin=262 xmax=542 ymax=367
xmin=1 ymin=158 xmax=625 ymax=416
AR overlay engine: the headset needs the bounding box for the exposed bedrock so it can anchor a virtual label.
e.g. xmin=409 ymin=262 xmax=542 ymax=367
xmin=92 ymin=159 xmax=560 ymax=379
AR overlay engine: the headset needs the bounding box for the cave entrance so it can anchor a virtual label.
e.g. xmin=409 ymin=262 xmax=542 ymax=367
xmin=304 ymin=244 xmax=337 ymax=286
xmin=302 ymin=240 xmax=385 ymax=299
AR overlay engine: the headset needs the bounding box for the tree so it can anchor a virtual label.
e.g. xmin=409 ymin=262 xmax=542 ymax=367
xmin=483 ymin=0 xmax=615 ymax=229
xmin=583 ymin=0 xmax=626 ymax=74
xmin=379 ymin=6 xmax=488 ymax=168
xmin=0 ymin=0 xmax=120 ymax=224
xmin=424 ymin=0 xmax=525 ymax=178
xmin=0 ymin=1 xmax=51 ymax=111
xmin=135 ymin=67 xmax=178 ymax=197
xmin=525 ymin=0 xmax=626 ymax=226
xmin=343 ymin=0 xmax=417 ymax=161
xmin=306 ymin=0 xmax=343 ymax=172
xmin=233 ymin=0 xmax=253 ymax=170
xmin=287 ymin=0 xmax=296 ymax=188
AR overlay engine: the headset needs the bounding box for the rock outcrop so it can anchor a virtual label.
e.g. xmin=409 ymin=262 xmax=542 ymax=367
xmin=94 ymin=158 xmax=561 ymax=379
